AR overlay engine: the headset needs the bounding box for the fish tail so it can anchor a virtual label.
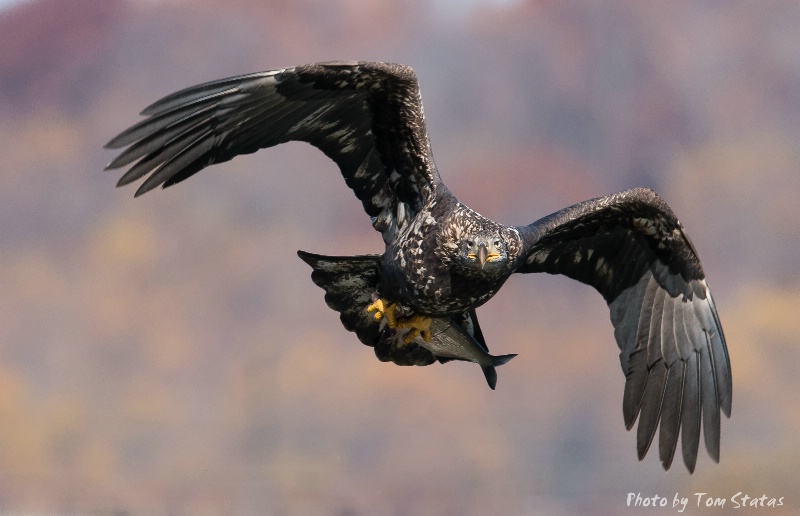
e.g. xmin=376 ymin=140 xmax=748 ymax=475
xmin=481 ymin=353 xmax=517 ymax=390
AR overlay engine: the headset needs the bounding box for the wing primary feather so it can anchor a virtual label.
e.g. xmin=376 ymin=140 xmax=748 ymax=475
xmin=115 ymin=123 xmax=212 ymax=187
xmin=105 ymin=101 xmax=220 ymax=151
xmin=623 ymin=347 xmax=649 ymax=430
xmin=106 ymin=110 xmax=215 ymax=170
xmin=658 ymin=361 xmax=685 ymax=470
xmin=610 ymin=267 xmax=650 ymax=372
xmin=134 ymin=130 xmax=216 ymax=197
xmin=632 ymin=273 xmax=657 ymax=360
xmin=647 ymin=288 xmax=666 ymax=367
xmin=636 ymin=359 xmax=667 ymax=461
xmin=140 ymin=72 xmax=277 ymax=116
xmin=660 ymin=294 xmax=679 ymax=365
xmin=115 ymin=149 xmax=168 ymax=187
xmin=635 ymin=273 xmax=657 ymax=345
xmin=622 ymin=273 xmax=658 ymax=428
xmin=160 ymin=155 xmax=208 ymax=188
xmin=707 ymin=292 xmax=732 ymax=417
xmin=675 ymin=295 xmax=693 ymax=360
xmin=681 ymin=350 xmax=701 ymax=473
xmin=700 ymin=329 xmax=721 ymax=462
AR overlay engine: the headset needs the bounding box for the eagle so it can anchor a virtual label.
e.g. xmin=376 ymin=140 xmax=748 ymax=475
xmin=105 ymin=61 xmax=731 ymax=473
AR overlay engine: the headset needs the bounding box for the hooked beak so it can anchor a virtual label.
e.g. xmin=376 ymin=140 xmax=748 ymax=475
xmin=477 ymin=244 xmax=488 ymax=269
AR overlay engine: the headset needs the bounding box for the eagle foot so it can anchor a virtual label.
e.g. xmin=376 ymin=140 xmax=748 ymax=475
xmin=395 ymin=314 xmax=433 ymax=344
xmin=366 ymin=297 xmax=397 ymax=328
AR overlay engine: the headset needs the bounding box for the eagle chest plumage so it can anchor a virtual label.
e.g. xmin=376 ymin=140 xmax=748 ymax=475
xmin=381 ymin=198 xmax=449 ymax=314
xmin=381 ymin=196 xmax=514 ymax=316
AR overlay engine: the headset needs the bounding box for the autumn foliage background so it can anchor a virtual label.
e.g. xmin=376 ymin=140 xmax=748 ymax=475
xmin=1 ymin=0 xmax=799 ymax=514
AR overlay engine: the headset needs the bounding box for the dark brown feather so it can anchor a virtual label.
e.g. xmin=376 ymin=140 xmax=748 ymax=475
xmin=516 ymin=188 xmax=731 ymax=471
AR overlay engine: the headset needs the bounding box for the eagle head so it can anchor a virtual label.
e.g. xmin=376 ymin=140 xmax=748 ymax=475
xmin=437 ymin=207 xmax=521 ymax=276
xmin=457 ymin=230 xmax=509 ymax=272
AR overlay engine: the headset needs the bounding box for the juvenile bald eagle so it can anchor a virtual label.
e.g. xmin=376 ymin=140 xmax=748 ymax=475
xmin=105 ymin=61 xmax=731 ymax=472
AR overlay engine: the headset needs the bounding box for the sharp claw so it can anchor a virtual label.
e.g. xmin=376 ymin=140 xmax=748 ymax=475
xmin=396 ymin=314 xmax=432 ymax=345
xmin=366 ymin=299 xmax=431 ymax=344
xmin=366 ymin=298 xmax=397 ymax=328
xmin=367 ymin=299 xmax=383 ymax=321
xmin=366 ymin=298 xmax=382 ymax=314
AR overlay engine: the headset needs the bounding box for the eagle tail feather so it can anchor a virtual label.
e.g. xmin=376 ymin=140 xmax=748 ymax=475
xmin=297 ymin=250 xmax=437 ymax=366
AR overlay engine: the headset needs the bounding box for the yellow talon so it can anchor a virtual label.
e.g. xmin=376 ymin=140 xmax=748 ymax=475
xmin=366 ymin=299 xmax=432 ymax=344
xmin=367 ymin=300 xmax=382 ymax=320
xmin=396 ymin=314 xmax=432 ymax=344
xmin=366 ymin=298 xmax=397 ymax=328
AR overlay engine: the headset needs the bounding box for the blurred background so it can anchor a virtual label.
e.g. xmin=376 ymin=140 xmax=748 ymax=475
xmin=1 ymin=0 xmax=799 ymax=514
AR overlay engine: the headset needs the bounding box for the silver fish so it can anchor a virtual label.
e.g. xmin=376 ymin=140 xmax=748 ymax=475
xmin=372 ymin=314 xmax=516 ymax=389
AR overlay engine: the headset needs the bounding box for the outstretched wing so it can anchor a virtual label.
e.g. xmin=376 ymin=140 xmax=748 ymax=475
xmin=105 ymin=61 xmax=439 ymax=242
xmin=514 ymin=187 xmax=731 ymax=472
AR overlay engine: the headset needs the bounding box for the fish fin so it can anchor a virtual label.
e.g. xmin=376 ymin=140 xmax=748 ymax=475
xmin=467 ymin=309 xmax=489 ymax=353
xmin=481 ymin=354 xmax=517 ymax=390
xmin=492 ymin=353 xmax=518 ymax=367
xmin=482 ymin=365 xmax=499 ymax=390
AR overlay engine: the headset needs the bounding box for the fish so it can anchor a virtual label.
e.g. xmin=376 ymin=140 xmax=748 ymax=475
xmin=380 ymin=312 xmax=517 ymax=390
